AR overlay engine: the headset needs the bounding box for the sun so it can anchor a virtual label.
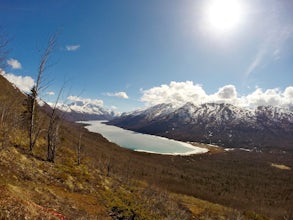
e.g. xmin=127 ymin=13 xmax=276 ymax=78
xmin=205 ymin=0 xmax=244 ymax=32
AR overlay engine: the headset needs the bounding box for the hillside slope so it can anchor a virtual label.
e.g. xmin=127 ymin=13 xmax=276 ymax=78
xmin=0 ymin=75 xmax=192 ymax=219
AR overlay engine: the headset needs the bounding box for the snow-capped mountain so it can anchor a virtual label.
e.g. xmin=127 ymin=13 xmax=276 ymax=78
xmin=50 ymin=100 xmax=116 ymax=121
xmin=108 ymin=102 xmax=293 ymax=149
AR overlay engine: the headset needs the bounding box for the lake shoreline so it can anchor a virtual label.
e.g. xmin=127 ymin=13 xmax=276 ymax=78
xmin=80 ymin=120 xmax=209 ymax=156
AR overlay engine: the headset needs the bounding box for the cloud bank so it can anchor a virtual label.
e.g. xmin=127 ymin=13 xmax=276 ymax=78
xmin=7 ymin=58 xmax=22 ymax=69
xmin=141 ymin=81 xmax=293 ymax=109
xmin=106 ymin=92 xmax=129 ymax=99
xmin=0 ymin=69 xmax=34 ymax=93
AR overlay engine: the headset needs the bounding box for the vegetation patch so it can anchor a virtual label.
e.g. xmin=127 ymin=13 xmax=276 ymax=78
xmin=271 ymin=163 xmax=291 ymax=170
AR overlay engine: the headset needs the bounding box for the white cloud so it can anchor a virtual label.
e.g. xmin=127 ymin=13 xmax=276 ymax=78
xmin=141 ymin=81 xmax=207 ymax=107
xmin=215 ymin=85 xmax=237 ymax=99
xmin=140 ymin=81 xmax=293 ymax=109
xmin=7 ymin=58 xmax=22 ymax=69
xmin=67 ymin=96 xmax=104 ymax=106
xmin=66 ymin=45 xmax=80 ymax=51
xmin=0 ymin=69 xmax=34 ymax=93
xmin=207 ymin=85 xmax=241 ymax=106
xmin=283 ymin=87 xmax=293 ymax=107
xmin=245 ymin=88 xmax=282 ymax=107
xmin=106 ymin=92 xmax=129 ymax=99
xmin=46 ymin=91 xmax=55 ymax=96
xmin=283 ymin=87 xmax=293 ymax=99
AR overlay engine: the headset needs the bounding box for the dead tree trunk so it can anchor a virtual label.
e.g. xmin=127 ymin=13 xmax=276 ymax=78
xmin=47 ymin=121 xmax=59 ymax=163
xmin=27 ymin=34 xmax=56 ymax=152
xmin=47 ymin=84 xmax=63 ymax=163
xmin=28 ymin=86 xmax=37 ymax=151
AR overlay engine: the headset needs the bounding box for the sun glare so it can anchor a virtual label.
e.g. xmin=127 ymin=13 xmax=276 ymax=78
xmin=205 ymin=0 xmax=244 ymax=32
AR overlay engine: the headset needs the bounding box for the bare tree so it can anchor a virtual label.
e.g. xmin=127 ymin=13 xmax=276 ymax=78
xmin=47 ymin=83 xmax=66 ymax=163
xmin=47 ymin=78 xmax=75 ymax=163
xmin=27 ymin=34 xmax=57 ymax=152
xmin=47 ymin=121 xmax=60 ymax=162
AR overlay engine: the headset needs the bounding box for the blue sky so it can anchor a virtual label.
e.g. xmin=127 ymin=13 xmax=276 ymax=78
xmin=1 ymin=0 xmax=293 ymax=112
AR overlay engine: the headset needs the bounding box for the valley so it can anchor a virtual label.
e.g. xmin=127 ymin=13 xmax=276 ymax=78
xmin=1 ymin=1 xmax=293 ymax=217
xmin=0 ymin=74 xmax=293 ymax=219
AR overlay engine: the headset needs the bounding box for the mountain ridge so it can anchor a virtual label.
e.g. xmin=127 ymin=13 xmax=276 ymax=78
xmin=109 ymin=102 xmax=293 ymax=149
xmin=48 ymin=100 xmax=116 ymax=121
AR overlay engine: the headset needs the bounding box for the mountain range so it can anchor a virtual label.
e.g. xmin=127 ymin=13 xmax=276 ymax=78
xmin=50 ymin=100 xmax=116 ymax=121
xmin=108 ymin=102 xmax=293 ymax=149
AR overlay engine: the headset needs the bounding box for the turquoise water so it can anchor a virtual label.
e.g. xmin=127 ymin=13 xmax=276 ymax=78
xmin=82 ymin=120 xmax=208 ymax=155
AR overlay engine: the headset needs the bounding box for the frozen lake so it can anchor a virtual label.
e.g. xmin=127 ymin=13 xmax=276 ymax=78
xmin=82 ymin=120 xmax=208 ymax=155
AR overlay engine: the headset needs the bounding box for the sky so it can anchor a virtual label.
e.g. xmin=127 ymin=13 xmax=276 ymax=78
xmin=0 ymin=0 xmax=293 ymax=112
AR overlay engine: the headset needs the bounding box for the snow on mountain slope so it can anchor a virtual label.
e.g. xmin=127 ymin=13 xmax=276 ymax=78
xmin=109 ymin=102 xmax=293 ymax=149
xmin=255 ymin=106 xmax=293 ymax=122
xmin=172 ymin=102 xmax=255 ymax=124
xmin=121 ymin=103 xmax=175 ymax=117
xmin=49 ymin=100 xmax=116 ymax=121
